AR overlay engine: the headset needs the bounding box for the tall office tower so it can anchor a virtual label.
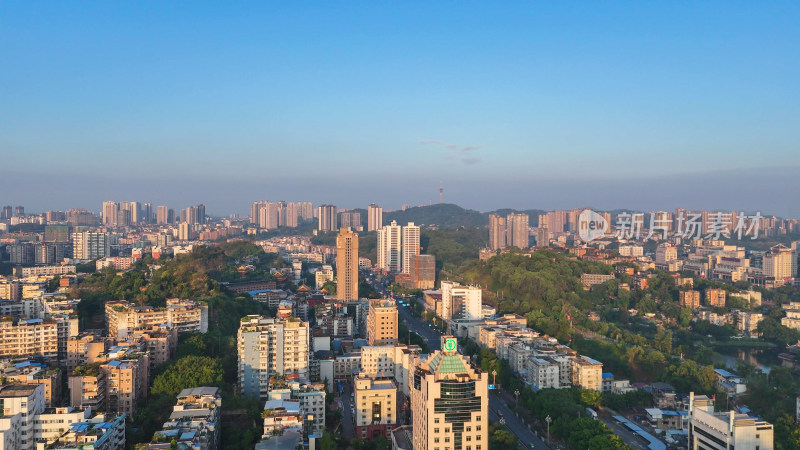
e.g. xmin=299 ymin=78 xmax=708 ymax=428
xmin=285 ymin=202 xmax=299 ymax=227
xmin=168 ymin=209 xmax=175 ymax=224
xmin=440 ymin=281 xmax=482 ymax=321
xmin=367 ymin=299 xmax=398 ymax=345
xmin=143 ymin=203 xmax=153 ymax=224
xmin=72 ymin=232 xmax=110 ymax=260
xmin=237 ymin=316 xmax=310 ymax=400
xmin=402 ymin=222 xmax=420 ymax=274
xmin=506 ymin=213 xmax=530 ymax=249
xmin=1 ymin=206 xmax=11 ymax=219
xmin=411 ymin=338 xmax=489 ymax=450
xmin=336 ymin=227 xmax=359 ymax=301
xmin=377 ymin=221 xmax=402 ymax=273
xmin=367 ymin=204 xmax=383 ymax=232
xmin=300 ymin=202 xmax=314 ymax=221
xmin=14 ymin=206 xmax=24 ymax=216
xmin=102 ymin=201 xmax=119 ymax=226
xmin=488 ymin=213 xmax=506 ymax=250
xmin=156 ymin=205 xmax=169 ymax=224
xmin=763 ymin=244 xmax=795 ymax=280
xmin=318 ymin=205 xmax=338 ymax=232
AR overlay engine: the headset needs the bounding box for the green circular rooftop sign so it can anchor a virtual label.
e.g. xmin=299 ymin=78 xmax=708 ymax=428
xmin=444 ymin=338 xmax=457 ymax=352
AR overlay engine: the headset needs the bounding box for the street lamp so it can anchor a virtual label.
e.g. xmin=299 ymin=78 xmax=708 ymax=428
xmin=514 ymin=389 xmax=520 ymax=408
xmin=492 ymin=370 xmax=497 ymax=388
xmin=545 ymin=415 xmax=552 ymax=445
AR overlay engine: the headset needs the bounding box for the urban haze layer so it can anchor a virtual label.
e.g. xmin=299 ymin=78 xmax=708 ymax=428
xmin=0 ymin=200 xmax=799 ymax=450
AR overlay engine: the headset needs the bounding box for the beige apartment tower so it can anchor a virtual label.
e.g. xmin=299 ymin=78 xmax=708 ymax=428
xmin=367 ymin=299 xmax=398 ymax=345
xmin=411 ymin=338 xmax=489 ymax=450
xmin=337 ymin=227 xmax=359 ymax=301
xmin=488 ymin=214 xmax=506 ymax=251
xmin=368 ymin=204 xmax=383 ymax=232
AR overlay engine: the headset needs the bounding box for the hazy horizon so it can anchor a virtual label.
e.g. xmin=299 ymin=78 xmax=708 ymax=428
xmin=3 ymin=2 xmax=799 ymax=218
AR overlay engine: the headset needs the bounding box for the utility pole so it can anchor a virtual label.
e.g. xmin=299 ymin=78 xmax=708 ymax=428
xmin=439 ymin=181 xmax=443 ymax=204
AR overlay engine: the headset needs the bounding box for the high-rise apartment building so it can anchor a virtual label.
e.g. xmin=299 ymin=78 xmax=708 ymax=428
xmin=763 ymin=244 xmax=795 ymax=281
xmin=181 ymin=204 xmax=206 ymax=224
xmin=488 ymin=214 xmax=506 ymax=250
xmin=367 ymin=204 xmax=383 ymax=231
xmin=237 ymin=316 xmax=310 ymax=400
xmin=506 ymin=213 xmax=530 ymax=249
xmin=401 ymin=222 xmax=420 ymax=274
xmin=14 ymin=206 xmax=25 ymax=217
xmin=317 ymin=205 xmax=338 ymax=232
xmin=72 ymin=232 xmax=110 ymax=260
xmin=299 ymin=202 xmax=314 ymax=221
xmin=156 ymin=205 xmax=169 ymax=224
xmin=119 ymin=201 xmax=140 ymax=224
xmin=1 ymin=206 xmax=11 ymax=219
xmin=102 ymin=201 xmax=118 ymax=226
xmin=337 ymin=228 xmax=359 ymax=301
xmin=340 ymin=211 xmax=362 ymax=230
xmin=367 ymin=299 xmax=398 ymax=346
xmin=411 ymin=339 xmax=488 ymax=450
xmin=377 ymin=221 xmax=402 ymax=273
xmin=440 ymin=281 xmax=482 ymax=321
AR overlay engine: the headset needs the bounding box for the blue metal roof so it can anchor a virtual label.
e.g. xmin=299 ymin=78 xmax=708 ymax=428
xmin=602 ymin=372 xmax=615 ymax=378
xmin=714 ymin=368 xmax=734 ymax=378
xmin=613 ymin=415 xmax=667 ymax=450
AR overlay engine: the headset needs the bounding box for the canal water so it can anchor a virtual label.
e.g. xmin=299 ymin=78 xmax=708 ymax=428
xmin=713 ymin=347 xmax=782 ymax=374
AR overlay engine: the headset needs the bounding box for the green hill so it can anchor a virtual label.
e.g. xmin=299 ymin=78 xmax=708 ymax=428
xmin=385 ymin=203 xmax=487 ymax=228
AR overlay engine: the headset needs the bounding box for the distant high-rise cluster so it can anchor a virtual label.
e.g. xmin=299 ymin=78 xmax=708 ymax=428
xmin=339 ymin=211 xmax=362 ymax=231
xmin=251 ymin=201 xmax=312 ymax=230
xmin=317 ymin=204 xmax=338 ymax=232
xmin=101 ymin=200 xmax=169 ymax=226
xmin=179 ymin=204 xmax=206 ymax=225
xmin=376 ymin=220 xmax=419 ymax=274
xmin=489 ymin=212 xmax=530 ymax=250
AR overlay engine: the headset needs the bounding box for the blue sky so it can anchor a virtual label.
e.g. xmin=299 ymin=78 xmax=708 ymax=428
xmin=2 ymin=2 xmax=799 ymax=216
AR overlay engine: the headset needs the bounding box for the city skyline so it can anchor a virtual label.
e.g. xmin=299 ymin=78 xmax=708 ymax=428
xmin=3 ymin=2 xmax=799 ymax=217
